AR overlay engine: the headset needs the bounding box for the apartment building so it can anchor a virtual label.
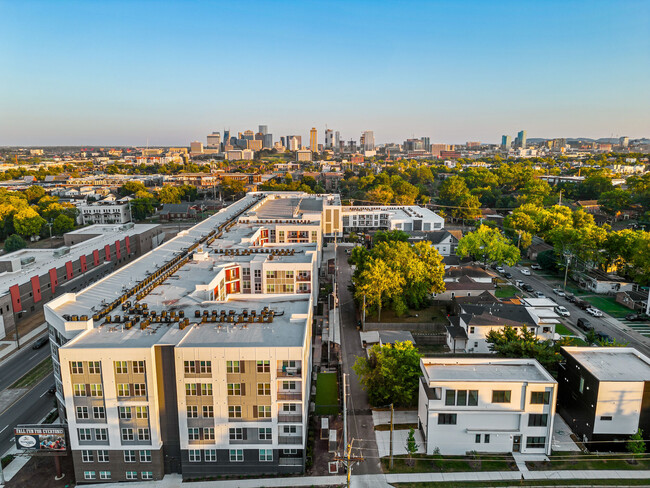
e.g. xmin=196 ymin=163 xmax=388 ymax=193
xmin=77 ymin=201 xmax=132 ymax=225
xmin=341 ymin=205 xmax=443 ymax=232
xmin=557 ymin=347 xmax=650 ymax=449
xmin=45 ymin=193 xmax=325 ymax=483
xmin=418 ymin=358 xmax=557 ymax=455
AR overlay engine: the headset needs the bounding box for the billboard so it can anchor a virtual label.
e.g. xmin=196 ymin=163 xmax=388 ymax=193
xmin=14 ymin=425 xmax=66 ymax=452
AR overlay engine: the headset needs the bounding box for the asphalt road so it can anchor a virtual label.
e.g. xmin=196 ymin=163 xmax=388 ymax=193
xmin=503 ymin=264 xmax=650 ymax=357
xmin=0 ymin=337 xmax=51 ymax=392
xmin=0 ymin=373 xmax=56 ymax=451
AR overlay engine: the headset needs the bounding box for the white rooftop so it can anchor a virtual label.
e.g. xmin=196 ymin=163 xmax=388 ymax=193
xmin=563 ymin=347 xmax=650 ymax=381
xmin=421 ymin=358 xmax=556 ymax=383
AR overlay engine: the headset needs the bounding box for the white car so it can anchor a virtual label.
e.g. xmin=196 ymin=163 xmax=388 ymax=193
xmin=534 ymin=291 xmax=546 ymax=298
xmin=515 ymin=280 xmax=524 ymax=288
xmin=496 ymin=267 xmax=505 ymax=274
xmin=555 ymin=306 xmax=570 ymax=317
xmin=520 ymin=268 xmax=531 ymax=276
xmin=552 ymin=288 xmax=566 ymax=297
xmin=586 ymin=308 xmax=603 ymax=317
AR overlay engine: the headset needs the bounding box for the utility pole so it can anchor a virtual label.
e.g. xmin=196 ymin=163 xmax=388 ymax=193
xmin=333 ymin=439 xmax=364 ymax=488
xmin=563 ymin=252 xmax=571 ymax=291
xmin=389 ymin=403 xmax=394 ymax=469
xmin=362 ymin=294 xmax=366 ymax=332
xmin=343 ymin=373 xmax=347 ymax=452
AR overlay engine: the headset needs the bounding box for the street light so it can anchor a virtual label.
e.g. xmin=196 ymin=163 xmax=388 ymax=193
xmin=563 ymin=252 xmax=572 ymax=291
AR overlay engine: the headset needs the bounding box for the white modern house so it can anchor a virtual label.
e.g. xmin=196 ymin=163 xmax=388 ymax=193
xmin=418 ymin=357 xmax=557 ymax=455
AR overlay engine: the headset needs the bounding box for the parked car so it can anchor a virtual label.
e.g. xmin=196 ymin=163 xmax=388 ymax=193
xmin=625 ymin=313 xmax=650 ymax=321
xmin=596 ymin=332 xmax=613 ymax=344
xmin=32 ymin=337 xmax=49 ymax=349
xmin=534 ymin=291 xmax=546 ymax=298
xmin=576 ymin=317 xmax=593 ymax=332
xmin=503 ymin=272 xmax=513 ymax=279
xmin=531 ymin=264 xmax=542 ymax=270
xmin=523 ymin=284 xmax=534 ymax=292
xmin=552 ymin=288 xmax=566 ymax=297
xmin=47 ymin=385 xmax=57 ymax=395
xmin=574 ymin=299 xmax=591 ymax=310
xmin=555 ymin=306 xmax=570 ymax=317
xmin=586 ymin=307 xmax=604 ymax=317
xmin=515 ymin=280 xmax=524 ymax=288
xmin=520 ymin=268 xmax=531 ymax=276
xmin=565 ymin=293 xmax=576 ymax=303
xmin=496 ymin=266 xmax=505 ymax=274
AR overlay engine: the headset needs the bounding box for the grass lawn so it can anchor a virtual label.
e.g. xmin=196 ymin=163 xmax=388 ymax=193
xmin=314 ymin=373 xmax=339 ymax=415
xmin=381 ymin=454 xmax=517 ymax=474
xmin=393 ymin=480 xmax=650 ymax=488
xmin=366 ymin=304 xmax=448 ymax=325
xmin=555 ymin=323 xmax=574 ymax=336
xmin=564 ymin=337 xmax=588 ymax=346
xmin=10 ymin=357 xmax=52 ymax=389
xmin=582 ymin=295 xmax=632 ymax=318
xmin=495 ymin=285 xmax=519 ymax=298
xmin=527 ymin=453 xmax=650 ymax=471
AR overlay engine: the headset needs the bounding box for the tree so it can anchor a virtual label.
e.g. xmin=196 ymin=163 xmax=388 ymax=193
xmin=366 ymin=185 xmax=394 ymax=205
xmin=119 ymin=181 xmax=147 ymax=196
xmin=157 ymin=186 xmax=182 ymax=204
xmin=52 ymin=214 xmax=75 ymax=235
xmin=221 ymin=178 xmax=245 ymax=199
xmin=626 ymin=429 xmax=646 ymax=456
xmin=405 ymin=428 xmax=419 ymax=464
xmin=354 ymin=259 xmax=404 ymax=322
xmin=598 ymin=189 xmax=632 ymax=217
xmin=4 ymin=234 xmax=26 ymax=252
xmin=13 ymin=207 xmax=46 ymax=237
xmin=24 ymin=185 xmax=45 ymax=203
xmin=131 ymin=198 xmax=155 ymax=221
xmin=373 ymin=230 xmax=409 ymax=244
xmin=456 ymin=225 xmax=520 ymax=266
xmin=352 ymin=341 xmax=422 ymax=407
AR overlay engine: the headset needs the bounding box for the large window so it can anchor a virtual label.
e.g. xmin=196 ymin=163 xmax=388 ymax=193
xmin=204 ymin=449 xmax=217 ymax=462
xmin=137 ymin=428 xmax=150 ymax=441
xmin=77 ymin=406 xmax=89 ymax=419
xmin=88 ymin=361 xmax=101 ymax=374
xmin=140 ymin=450 xmax=151 ymax=462
xmin=134 ymin=384 xmax=146 ymax=396
xmin=528 ymin=414 xmax=548 ymax=427
xmin=115 ymin=361 xmax=128 ymax=374
xmin=95 ymin=429 xmax=108 ymax=441
xmin=229 ymin=428 xmax=243 ymax=440
xmin=227 ymin=383 xmax=241 ymax=396
xmin=257 ymin=383 xmax=271 ymax=396
xmin=117 ymin=384 xmax=129 ymax=397
xmin=438 ymin=413 xmax=457 ymax=425
xmin=122 ymin=428 xmax=134 ymax=441
xmin=98 ymin=451 xmax=109 ymax=462
xmin=126 ymin=471 xmax=137 ymax=480
xmin=71 ymin=361 xmax=83 ymax=374
xmin=119 ymin=407 xmax=132 ymax=419
xmin=90 ymin=384 xmax=103 ymax=397
xmin=203 ymin=406 xmax=214 ymax=418
xmin=226 ymin=361 xmax=240 ymax=373
xmin=257 ymin=360 xmax=270 ymax=373
xmin=184 ymin=361 xmax=196 ymax=374
xmin=81 ymin=450 xmax=93 ymax=462
xmin=188 ymin=450 xmax=201 ymax=462
xmin=124 ymin=451 xmax=136 ymax=463
xmin=187 ymin=406 xmax=198 ymax=418
xmin=445 ymin=389 xmax=478 ymax=406
xmin=530 ymin=391 xmax=550 ymax=405
xmin=132 ymin=361 xmax=145 ymax=374
xmin=257 ymin=405 xmax=271 ymax=418
xmin=93 ymin=406 xmax=105 ymax=419
xmin=79 ymin=429 xmax=92 ymax=441
xmin=228 ymin=406 xmax=242 ymax=418
xmin=259 ymin=449 xmax=273 ymax=462
xmin=200 ymin=361 xmax=212 ymax=374
xmin=259 ymin=428 xmax=272 ymax=440
xmin=203 ymin=428 xmax=215 ymax=440
xmin=74 ymin=384 xmax=86 ymax=396
xmin=526 ymin=436 xmax=546 ymax=449
xmin=229 ymin=449 xmax=243 ymax=462
xmin=185 ymin=384 xmax=197 ymax=396
xmin=136 ymin=406 xmax=148 ymax=419
xmin=492 ymin=390 xmax=511 ymax=403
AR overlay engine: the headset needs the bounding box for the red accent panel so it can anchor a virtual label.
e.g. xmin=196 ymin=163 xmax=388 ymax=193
xmin=105 ymin=244 xmax=111 ymax=261
xmin=125 ymin=235 xmax=131 ymax=254
xmin=65 ymin=261 xmax=73 ymax=279
xmin=9 ymin=284 xmax=21 ymax=312
xmin=31 ymin=276 xmax=41 ymax=303
xmin=115 ymin=240 xmax=121 ymax=259
xmin=80 ymin=255 xmax=87 ymax=272
xmin=49 ymin=268 xmax=58 ymax=294
xmin=93 ymin=250 xmax=99 ymax=266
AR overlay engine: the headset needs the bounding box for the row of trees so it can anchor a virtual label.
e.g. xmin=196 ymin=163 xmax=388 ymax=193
xmin=118 ymin=181 xmax=199 ymax=220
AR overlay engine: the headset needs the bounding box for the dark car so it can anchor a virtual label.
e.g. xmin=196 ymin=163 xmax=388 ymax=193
xmin=503 ymin=272 xmax=513 ymax=279
xmin=47 ymin=385 xmax=57 ymax=395
xmin=596 ymin=332 xmax=613 ymax=344
xmin=576 ymin=317 xmax=593 ymax=332
xmin=32 ymin=337 xmax=49 ymax=349
xmin=626 ymin=313 xmax=650 ymax=322
xmin=522 ymin=284 xmax=534 ymax=292
xmin=574 ymin=299 xmax=590 ymax=310
xmin=565 ymin=293 xmax=576 ymax=303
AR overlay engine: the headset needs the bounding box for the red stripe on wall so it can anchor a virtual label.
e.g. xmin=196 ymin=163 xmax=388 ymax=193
xmin=80 ymin=255 xmax=87 ymax=272
xmin=9 ymin=284 xmax=21 ymax=312
xmin=105 ymin=244 xmax=111 ymax=261
xmin=125 ymin=235 xmax=131 ymax=254
xmin=93 ymin=250 xmax=99 ymax=266
xmin=115 ymin=240 xmax=121 ymax=259
xmin=65 ymin=261 xmax=73 ymax=279
xmin=31 ymin=276 xmax=41 ymax=303
xmin=49 ymin=268 xmax=58 ymax=294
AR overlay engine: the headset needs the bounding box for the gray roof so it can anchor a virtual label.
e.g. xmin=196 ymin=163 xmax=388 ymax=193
xmin=562 ymin=347 xmax=650 ymax=381
xmin=422 ymin=358 xmax=556 ymax=383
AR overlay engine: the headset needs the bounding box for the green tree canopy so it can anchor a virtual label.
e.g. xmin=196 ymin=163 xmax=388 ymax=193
xmin=157 ymin=186 xmax=182 ymax=204
xmin=4 ymin=234 xmax=26 ymax=253
xmin=13 ymin=207 xmax=46 ymax=237
xmin=52 ymin=214 xmax=75 ymax=235
xmin=456 ymin=224 xmax=520 ymax=266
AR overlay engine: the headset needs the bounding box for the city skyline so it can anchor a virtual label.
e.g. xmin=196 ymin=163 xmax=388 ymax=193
xmin=1 ymin=0 xmax=649 ymax=146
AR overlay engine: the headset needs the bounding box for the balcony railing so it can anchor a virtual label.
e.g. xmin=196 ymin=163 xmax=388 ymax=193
xmin=278 ymin=414 xmax=302 ymax=423
xmin=277 ymin=392 xmax=302 ymax=401
xmin=279 ymin=457 xmax=303 ymax=466
xmin=277 ymin=368 xmax=302 ymax=378
xmin=278 ymin=436 xmax=303 ymax=445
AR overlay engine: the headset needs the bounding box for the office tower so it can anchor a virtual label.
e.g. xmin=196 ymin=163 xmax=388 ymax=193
xmin=620 ymin=136 xmax=629 ymax=148
xmin=404 ymin=139 xmax=424 ymax=152
xmin=501 ymin=135 xmax=512 ymax=149
xmin=243 ymin=130 xmax=255 ymax=141
xmin=288 ymin=136 xmax=300 ymax=151
xmin=361 ymin=131 xmax=374 ymax=151
xmin=324 ymin=129 xmax=334 ymax=149
xmin=334 ymin=131 xmax=340 ymax=149
xmin=190 ymin=141 xmax=204 ymax=153
xmin=421 ymin=137 xmax=430 ymax=152
xmin=263 ymin=134 xmax=273 ymax=149
xmin=207 ymin=132 xmax=221 ymax=148
xmin=259 ymin=125 xmax=268 ymax=136
xmin=516 ymin=130 xmax=527 ymax=149
xmin=309 ymin=128 xmax=317 ymax=152
xmin=280 ymin=136 xmax=286 ymax=147
xmin=223 ymin=130 xmax=230 ymax=148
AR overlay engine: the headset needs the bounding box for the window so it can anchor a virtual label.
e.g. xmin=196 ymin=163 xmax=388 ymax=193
xmin=136 ymin=406 xmax=148 ymax=419
xmin=139 ymin=450 xmax=151 ymax=462
xmin=141 ymin=471 xmax=153 ymax=480
xmin=187 ymin=406 xmax=198 ymax=418
xmin=90 ymin=384 xmax=103 ymax=397
xmin=134 ymin=384 xmax=146 ymax=396
xmin=186 ymin=383 xmax=197 ymax=396
xmin=257 ymin=383 xmax=271 ymax=395
xmin=282 ymin=381 xmax=297 ymax=390
xmin=282 ymin=404 xmax=298 ymax=412
xmin=184 ymin=361 xmax=196 ymax=374
xmin=600 ymin=416 xmax=613 ymax=421
xmin=469 ymin=326 xmax=475 ymax=334
xmin=77 ymin=406 xmax=89 ymax=419
xmin=200 ymin=360 xmax=212 ymax=374
xmin=259 ymin=428 xmax=272 ymax=440
xmin=203 ymin=406 xmax=214 ymax=418
xmin=115 ymin=361 xmax=128 ymax=374
xmin=528 ymin=414 xmax=548 ymax=427
xmin=99 ymin=471 xmax=111 ymax=480
xmin=189 ymin=449 xmax=201 ymax=462
xmin=446 ymin=389 xmax=478 ymax=406
xmin=203 ymin=428 xmax=215 ymax=440
xmin=475 ymin=434 xmax=481 ymax=443
xmin=71 ymin=361 xmax=83 ymax=374
xmin=122 ymin=428 xmax=134 ymax=441
xmin=283 ymin=425 xmax=297 ymax=434
xmin=257 ymin=360 xmax=270 ymax=373
xmin=188 ymin=428 xmax=200 ymax=440
xmin=283 ymin=449 xmax=298 ymax=455
xmin=124 ymin=451 xmax=136 ymax=463
xmin=438 ymin=414 xmax=457 ymax=425
xmin=484 ymin=434 xmax=490 ymax=443
xmin=530 ymin=391 xmax=550 ymax=405
xmin=126 ymin=471 xmax=137 ymax=480
xmin=74 ymin=384 xmax=86 ymax=397
xmin=579 ymin=376 xmax=585 ymax=394
xmin=132 ymin=361 xmax=145 ymax=373
xmin=226 ymin=361 xmax=240 ymax=373
xmin=201 ymin=383 xmax=212 ymax=396
xmin=117 ymin=383 xmax=129 ymax=397
xmin=227 ymin=383 xmax=241 ymax=396
xmin=137 ymin=428 xmax=150 ymax=441
xmin=228 ymin=406 xmax=242 ymax=418
xmin=84 ymin=471 xmax=96 ymax=480
xmin=81 ymin=450 xmax=93 ymax=462
xmin=97 ymin=450 xmax=109 ymax=462
xmin=119 ymin=407 xmax=132 ymax=419
xmin=79 ymin=429 xmax=92 ymax=441
xmin=257 ymin=405 xmax=271 ymax=418
xmin=204 ymin=449 xmax=217 ymax=462
xmin=492 ymin=390 xmax=511 ymax=403
xmin=95 ymin=428 xmax=108 ymax=441
xmin=229 ymin=428 xmax=243 ymax=440
xmin=88 ymin=361 xmax=101 ymax=374
xmin=259 ymin=449 xmax=273 ymax=462
xmin=93 ymin=406 xmax=105 ymax=419
xmin=229 ymin=449 xmax=243 ymax=462
xmin=526 ymin=436 xmax=546 ymax=449
xmin=255 ymin=283 xmax=261 ymax=292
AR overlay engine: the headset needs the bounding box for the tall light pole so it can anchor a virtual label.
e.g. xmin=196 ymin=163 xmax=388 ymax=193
xmin=563 ymin=252 xmax=572 ymax=291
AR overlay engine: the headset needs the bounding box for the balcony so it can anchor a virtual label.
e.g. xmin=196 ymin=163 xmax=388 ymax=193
xmin=279 ymin=457 xmax=303 ymax=466
xmin=278 ymin=436 xmax=303 ymax=445
xmin=277 ymin=392 xmax=302 ymax=401
xmin=278 ymin=414 xmax=302 ymax=423
xmin=277 ymin=368 xmax=302 ymax=378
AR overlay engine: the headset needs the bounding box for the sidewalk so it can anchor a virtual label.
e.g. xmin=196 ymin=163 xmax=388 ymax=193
xmin=0 ymin=323 xmax=48 ymax=364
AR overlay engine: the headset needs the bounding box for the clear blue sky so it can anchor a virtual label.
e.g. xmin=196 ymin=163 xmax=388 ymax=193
xmin=1 ymin=0 xmax=648 ymax=146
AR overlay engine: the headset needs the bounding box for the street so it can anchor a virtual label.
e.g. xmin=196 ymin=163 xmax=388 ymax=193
xmin=0 ymin=337 xmax=51 ymax=392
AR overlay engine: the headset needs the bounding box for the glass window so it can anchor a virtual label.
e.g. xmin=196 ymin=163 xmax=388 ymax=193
xmin=259 ymin=449 xmax=273 ymax=462
xmin=185 ymin=384 xmax=197 ymax=396
xmin=492 ymin=390 xmax=511 ymax=403
xmin=84 ymin=471 xmax=96 ymax=480
xmin=81 ymin=450 xmax=93 ymax=462
xmin=456 ymin=390 xmax=467 ymax=406
xmin=115 ymin=361 xmax=128 ymax=374
xmin=71 ymin=361 xmax=83 ymax=374
xmin=79 ymin=429 xmax=92 ymax=441
xmin=229 ymin=428 xmax=243 ymax=440
xmin=141 ymin=471 xmax=153 ymax=480
xmin=88 ymin=361 xmax=101 ymax=374
xmin=530 ymin=391 xmax=550 ymax=405
xmin=203 ymin=428 xmax=215 ymax=440
xmin=226 ymin=361 xmax=240 ymax=373
xmin=203 ymin=406 xmax=214 ymax=418
xmin=90 ymin=384 xmax=103 ymax=397
xmin=137 ymin=428 xmax=150 ymax=441
xmin=468 ymin=390 xmax=479 ymax=406
xmin=188 ymin=428 xmax=200 ymax=440
xmin=126 ymin=471 xmax=137 ymax=480
xmin=229 ymin=449 xmax=243 ymax=462
xmin=136 ymin=406 xmax=148 ymax=419
xmin=484 ymin=434 xmax=490 ymax=443
xmin=259 ymin=428 xmax=272 ymax=440
xmin=445 ymin=389 xmax=455 ymax=406
xmin=528 ymin=414 xmax=548 ymax=427
xmin=526 ymin=436 xmax=546 ymax=449
xmin=227 ymin=383 xmax=241 ymax=396
xmin=201 ymin=383 xmax=212 ymax=396
xmin=119 ymin=407 xmax=132 ymax=419
xmin=124 ymin=451 xmax=136 ymax=463
xmin=77 ymin=406 xmax=89 ymax=419
xmin=188 ymin=449 xmax=201 ymax=462
xmin=438 ymin=414 xmax=457 ymax=425
xmin=257 ymin=360 xmax=270 ymax=373
xmin=117 ymin=384 xmax=129 ymax=397
xmin=257 ymin=405 xmax=271 ymax=418
xmin=99 ymin=471 xmax=111 ymax=480
xmin=134 ymin=384 xmax=146 ymax=396
xmin=475 ymin=434 xmax=481 ymax=443
xmin=122 ymin=428 xmax=134 ymax=441
xmin=74 ymin=384 xmax=86 ymax=397
xmin=93 ymin=406 xmax=105 ymax=419
xmin=200 ymin=361 xmax=212 ymax=374
xmin=132 ymin=361 xmax=145 ymax=374
xmin=95 ymin=429 xmax=108 ymax=441
xmin=187 ymin=406 xmax=198 ymax=418
xmin=140 ymin=450 xmax=151 ymax=462
xmin=228 ymin=406 xmax=241 ymax=418
xmin=184 ymin=361 xmax=196 ymax=374
xmin=257 ymin=383 xmax=271 ymax=395
xmin=204 ymin=449 xmax=217 ymax=462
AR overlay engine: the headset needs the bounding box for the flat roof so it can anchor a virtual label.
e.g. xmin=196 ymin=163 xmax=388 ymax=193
xmin=422 ymin=358 xmax=555 ymax=383
xmin=562 ymin=347 xmax=650 ymax=381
